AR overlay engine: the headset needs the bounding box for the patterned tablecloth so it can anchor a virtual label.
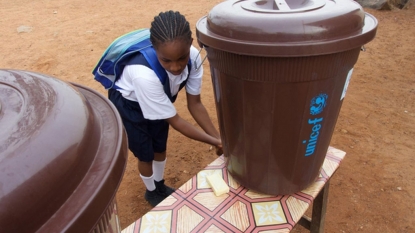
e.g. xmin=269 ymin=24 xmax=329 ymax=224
xmin=121 ymin=147 xmax=346 ymax=233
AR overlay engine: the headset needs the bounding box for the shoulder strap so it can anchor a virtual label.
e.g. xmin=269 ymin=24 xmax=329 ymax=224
xmin=114 ymin=46 xmax=192 ymax=103
xmin=140 ymin=46 xmax=168 ymax=84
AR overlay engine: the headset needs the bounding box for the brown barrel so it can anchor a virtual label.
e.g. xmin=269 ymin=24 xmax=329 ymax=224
xmin=0 ymin=69 xmax=128 ymax=232
xmin=196 ymin=0 xmax=377 ymax=195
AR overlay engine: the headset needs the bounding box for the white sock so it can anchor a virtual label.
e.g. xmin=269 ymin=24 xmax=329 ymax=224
xmin=140 ymin=174 xmax=156 ymax=191
xmin=152 ymin=159 xmax=166 ymax=182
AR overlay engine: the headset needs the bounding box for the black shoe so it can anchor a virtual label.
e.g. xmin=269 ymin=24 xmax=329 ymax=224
xmin=155 ymin=179 xmax=175 ymax=197
xmin=144 ymin=189 xmax=165 ymax=207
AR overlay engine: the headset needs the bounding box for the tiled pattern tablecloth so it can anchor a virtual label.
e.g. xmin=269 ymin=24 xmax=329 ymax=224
xmin=122 ymin=147 xmax=346 ymax=233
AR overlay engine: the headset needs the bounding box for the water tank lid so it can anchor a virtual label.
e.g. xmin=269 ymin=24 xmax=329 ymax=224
xmin=0 ymin=69 xmax=127 ymax=233
xmin=196 ymin=0 xmax=378 ymax=56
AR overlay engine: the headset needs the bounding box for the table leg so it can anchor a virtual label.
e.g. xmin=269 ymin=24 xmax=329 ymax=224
xmin=298 ymin=180 xmax=330 ymax=233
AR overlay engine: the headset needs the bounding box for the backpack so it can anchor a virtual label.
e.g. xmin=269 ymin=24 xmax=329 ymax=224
xmin=92 ymin=28 xmax=191 ymax=90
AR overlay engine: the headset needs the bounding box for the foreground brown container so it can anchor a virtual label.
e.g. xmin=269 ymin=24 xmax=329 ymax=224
xmin=196 ymin=0 xmax=377 ymax=195
xmin=0 ymin=70 xmax=128 ymax=233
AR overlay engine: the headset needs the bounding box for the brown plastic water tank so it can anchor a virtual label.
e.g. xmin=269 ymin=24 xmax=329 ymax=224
xmin=0 ymin=69 xmax=128 ymax=233
xmin=196 ymin=0 xmax=377 ymax=195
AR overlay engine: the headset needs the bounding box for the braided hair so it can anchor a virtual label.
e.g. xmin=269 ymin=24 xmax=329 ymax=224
xmin=150 ymin=11 xmax=192 ymax=48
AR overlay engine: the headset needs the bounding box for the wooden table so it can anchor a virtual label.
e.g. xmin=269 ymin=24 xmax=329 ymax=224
xmin=121 ymin=147 xmax=346 ymax=233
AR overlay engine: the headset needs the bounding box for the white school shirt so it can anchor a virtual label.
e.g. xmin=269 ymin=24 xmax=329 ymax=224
xmin=114 ymin=45 xmax=203 ymax=120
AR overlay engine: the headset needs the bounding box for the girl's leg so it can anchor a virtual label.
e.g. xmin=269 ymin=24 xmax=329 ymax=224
xmin=139 ymin=160 xmax=166 ymax=207
xmin=153 ymin=152 xmax=167 ymax=182
xmin=138 ymin=161 xmax=155 ymax=191
xmin=153 ymin=151 xmax=175 ymax=196
xmin=108 ymin=89 xmax=165 ymax=206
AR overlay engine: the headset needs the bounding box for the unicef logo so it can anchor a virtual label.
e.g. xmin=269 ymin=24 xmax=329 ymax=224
xmin=310 ymin=93 xmax=328 ymax=115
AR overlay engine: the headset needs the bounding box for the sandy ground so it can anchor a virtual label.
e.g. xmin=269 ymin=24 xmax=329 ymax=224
xmin=1 ymin=1 xmax=414 ymax=232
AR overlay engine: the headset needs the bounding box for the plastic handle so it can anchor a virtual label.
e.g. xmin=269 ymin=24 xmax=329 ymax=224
xmin=241 ymin=0 xmax=325 ymax=13
xmin=274 ymin=0 xmax=290 ymax=10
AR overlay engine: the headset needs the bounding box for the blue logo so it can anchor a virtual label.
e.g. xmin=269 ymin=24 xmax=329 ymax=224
xmin=303 ymin=93 xmax=328 ymax=157
xmin=310 ymin=94 xmax=328 ymax=115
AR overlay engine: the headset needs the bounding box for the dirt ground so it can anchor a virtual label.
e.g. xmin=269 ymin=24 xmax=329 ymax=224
xmin=1 ymin=1 xmax=414 ymax=232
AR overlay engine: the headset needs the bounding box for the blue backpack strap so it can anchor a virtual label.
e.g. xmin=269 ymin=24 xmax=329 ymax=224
xmin=123 ymin=52 xmax=173 ymax=100
xmin=138 ymin=46 xmax=192 ymax=86
xmin=140 ymin=46 xmax=168 ymax=84
xmin=134 ymin=49 xmax=193 ymax=103
xmin=122 ymin=48 xmax=194 ymax=103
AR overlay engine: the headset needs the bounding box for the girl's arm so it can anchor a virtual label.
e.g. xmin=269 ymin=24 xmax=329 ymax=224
xmin=166 ymin=113 xmax=221 ymax=147
xmin=186 ymin=92 xmax=220 ymax=139
xmin=186 ymin=92 xmax=223 ymax=154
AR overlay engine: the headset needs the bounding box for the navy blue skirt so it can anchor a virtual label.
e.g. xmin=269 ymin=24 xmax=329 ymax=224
xmin=108 ymin=89 xmax=169 ymax=162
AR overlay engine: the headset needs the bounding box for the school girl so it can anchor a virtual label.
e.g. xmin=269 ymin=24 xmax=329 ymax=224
xmin=108 ymin=11 xmax=222 ymax=207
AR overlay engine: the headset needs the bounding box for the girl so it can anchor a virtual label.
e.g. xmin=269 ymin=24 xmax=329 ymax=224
xmin=108 ymin=11 xmax=222 ymax=207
